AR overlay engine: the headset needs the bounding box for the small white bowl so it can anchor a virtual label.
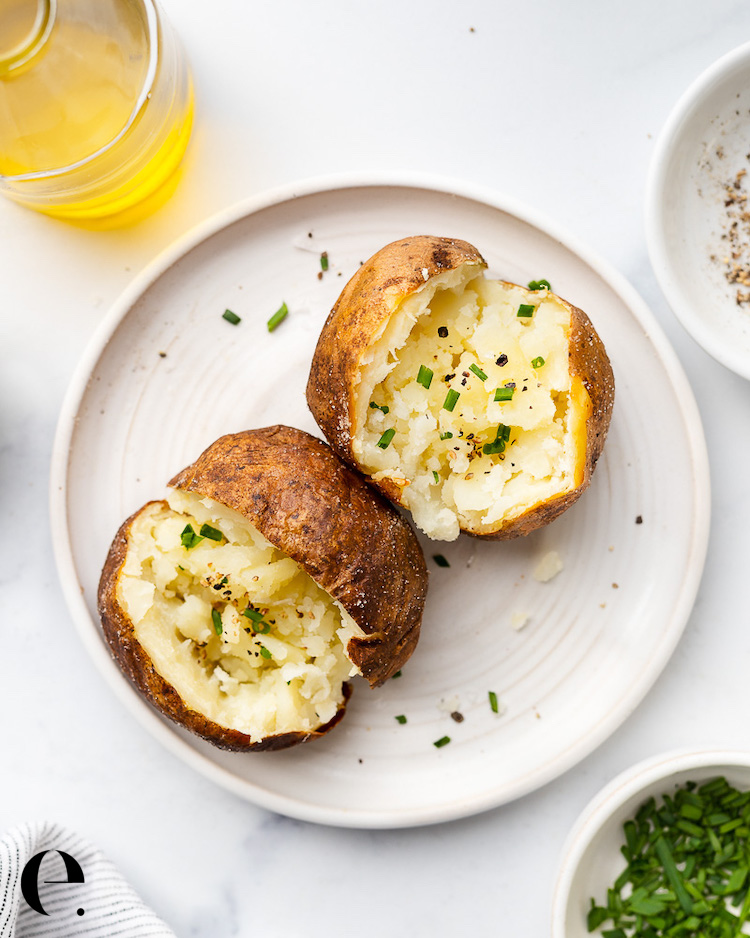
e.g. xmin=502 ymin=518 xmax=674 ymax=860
xmin=552 ymin=749 xmax=750 ymax=937
xmin=646 ymin=42 xmax=750 ymax=380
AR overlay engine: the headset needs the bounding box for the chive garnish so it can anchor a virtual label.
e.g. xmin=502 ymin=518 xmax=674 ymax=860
xmin=391 ymin=670 xmax=402 ymax=679
xmin=433 ymin=554 xmax=450 ymax=568
xmin=242 ymin=607 xmax=270 ymax=633
xmin=488 ymin=691 xmax=499 ymax=713
xmin=440 ymin=431 xmax=453 ymax=440
xmin=483 ymin=424 xmax=510 ymax=455
xmin=433 ymin=470 xmax=439 ymax=484
xmin=517 ymin=303 xmax=535 ymax=318
xmin=395 ymin=715 xmax=407 ymax=724
xmin=222 ymin=309 xmax=241 ymax=325
xmin=199 ymin=523 xmax=223 ymax=541
xmin=370 ymin=401 xmax=389 ymax=414
xmin=483 ymin=439 xmax=505 ymax=455
xmin=469 ymin=363 xmax=488 ymax=381
xmin=433 ymin=736 xmax=451 ymax=748
xmin=267 ymin=301 xmax=289 ymax=332
xmin=654 ymin=837 xmax=694 ymax=915
xmin=180 ymin=524 xmax=204 ymax=549
xmin=320 ymin=251 xmax=329 ymax=271
xmin=531 ymin=356 xmax=545 ymax=369
xmin=259 ymin=645 xmax=272 ymax=659
xmin=211 ymin=608 xmax=223 ymax=636
xmin=494 ymin=386 xmax=514 ymax=402
xmin=377 ymin=428 xmax=395 ymax=449
xmin=588 ymin=777 xmax=750 ymax=936
xmin=443 ymin=389 xmax=460 ymax=411
xmin=527 ymin=279 xmax=551 ymax=291
xmin=417 ymin=364 xmax=434 ymax=389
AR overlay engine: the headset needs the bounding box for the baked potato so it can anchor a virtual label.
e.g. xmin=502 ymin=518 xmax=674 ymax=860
xmin=307 ymin=235 xmax=614 ymax=541
xmin=98 ymin=426 xmax=428 ymax=751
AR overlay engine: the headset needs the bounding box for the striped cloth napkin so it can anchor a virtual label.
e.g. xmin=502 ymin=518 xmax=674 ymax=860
xmin=0 ymin=821 xmax=175 ymax=937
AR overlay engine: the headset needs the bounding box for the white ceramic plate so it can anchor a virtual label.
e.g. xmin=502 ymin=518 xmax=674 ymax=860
xmin=646 ymin=41 xmax=750 ymax=380
xmin=51 ymin=174 xmax=710 ymax=828
xmin=552 ymin=750 xmax=750 ymax=937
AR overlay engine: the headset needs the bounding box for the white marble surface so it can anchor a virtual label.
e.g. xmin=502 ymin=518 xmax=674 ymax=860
xmin=2 ymin=1 xmax=750 ymax=935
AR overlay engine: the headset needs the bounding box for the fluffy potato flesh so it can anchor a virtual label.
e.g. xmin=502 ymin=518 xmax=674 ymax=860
xmin=352 ymin=269 xmax=590 ymax=541
xmin=117 ymin=489 xmax=365 ymax=743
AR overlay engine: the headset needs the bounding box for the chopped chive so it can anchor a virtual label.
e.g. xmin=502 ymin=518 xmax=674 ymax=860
xmin=432 ymin=554 xmax=450 ymax=568
xmin=469 ymin=363 xmax=488 ymax=381
xmin=488 ymin=691 xmax=499 ymax=713
xmin=655 ymin=837 xmax=694 ymax=914
xmin=494 ymin=386 xmax=515 ymax=402
xmin=588 ymin=779 xmax=750 ymax=936
xmin=395 ymin=715 xmax=407 ymax=724
xmin=440 ymin=431 xmax=453 ymax=440
xmin=587 ymin=904 xmax=610 ymax=932
xmin=222 ymin=308 xmax=241 ymax=325
xmin=417 ymin=364 xmax=434 ymax=389
xmin=443 ymin=389 xmax=460 ymax=411
xmin=320 ymin=251 xmax=329 ymax=271
xmin=180 ymin=524 xmax=204 ymax=549
xmin=259 ymin=645 xmax=272 ymax=660
xmin=391 ymin=670 xmax=402 ymax=679
xmin=517 ymin=303 xmax=535 ymax=318
xmin=433 ymin=736 xmax=451 ymax=748
xmin=199 ymin=523 xmax=223 ymax=541
xmin=242 ymin=607 xmax=270 ymax=633
xmin=483 ymin=423 xmax=511 ymax=455
xmin=527 ymin=279 xmax=551 ymax=291
xmin=267 ymin=301 xmax=289 ymax=332
xmin=369 ymin=401 xmax=390 ymax=414
xmin=483 ymin=439 xmax=505 ymax=455
xmin=433 ymin=470 xmax=439 ymax=484
xmin=211 ymin=608 xmax=223 ymax=636
xmin=531 ymin=356 xmax=545 ymax=369
xmin=377 ymin=428 xmax=395 ymax=449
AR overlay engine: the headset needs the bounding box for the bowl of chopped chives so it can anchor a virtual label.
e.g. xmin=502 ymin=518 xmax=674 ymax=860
xmin=552 ymin=750 xmax=750 ymax=938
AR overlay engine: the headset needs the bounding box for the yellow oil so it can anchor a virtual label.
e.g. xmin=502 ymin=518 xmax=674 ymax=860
xmin=0 ymin=0 xmax=194 ymax=223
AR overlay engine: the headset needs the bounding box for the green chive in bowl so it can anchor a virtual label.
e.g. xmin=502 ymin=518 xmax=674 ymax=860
xmin=552 ymin=750 xmax=750 ymax=937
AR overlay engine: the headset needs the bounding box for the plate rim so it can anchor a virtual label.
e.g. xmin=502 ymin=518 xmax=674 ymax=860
xmin=645 ymin=40 xmax=750 ymax=381
xmin=49 ymin=171 xmax=711 ymax=828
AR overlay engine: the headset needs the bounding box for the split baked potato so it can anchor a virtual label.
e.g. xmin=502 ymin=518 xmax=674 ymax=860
xmin=307 ymin=235 xmax=614 ymax=541
xmin=98 ymin=426 xmax=427 ymax=751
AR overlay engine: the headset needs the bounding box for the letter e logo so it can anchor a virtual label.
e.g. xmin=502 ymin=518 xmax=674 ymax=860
xmin=20 ymin=850 xmax=85 ymax=916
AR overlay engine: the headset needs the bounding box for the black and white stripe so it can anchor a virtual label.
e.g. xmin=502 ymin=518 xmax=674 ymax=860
xmin=0 ymin=822 xmax=175 ymax=937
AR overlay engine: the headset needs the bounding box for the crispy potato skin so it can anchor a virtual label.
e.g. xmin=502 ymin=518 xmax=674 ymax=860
xmin=169 ymin=426 xmax=427 ymax=686
xmin=306 ymin=235 xmax=614 ymax=539
xmin=98 ymin=501 xmax=348 ymax=752
xmin=98 ymin=427 xmax=427 ymax=750
xmin=306 ymin=235 xmax=486 ymax=468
